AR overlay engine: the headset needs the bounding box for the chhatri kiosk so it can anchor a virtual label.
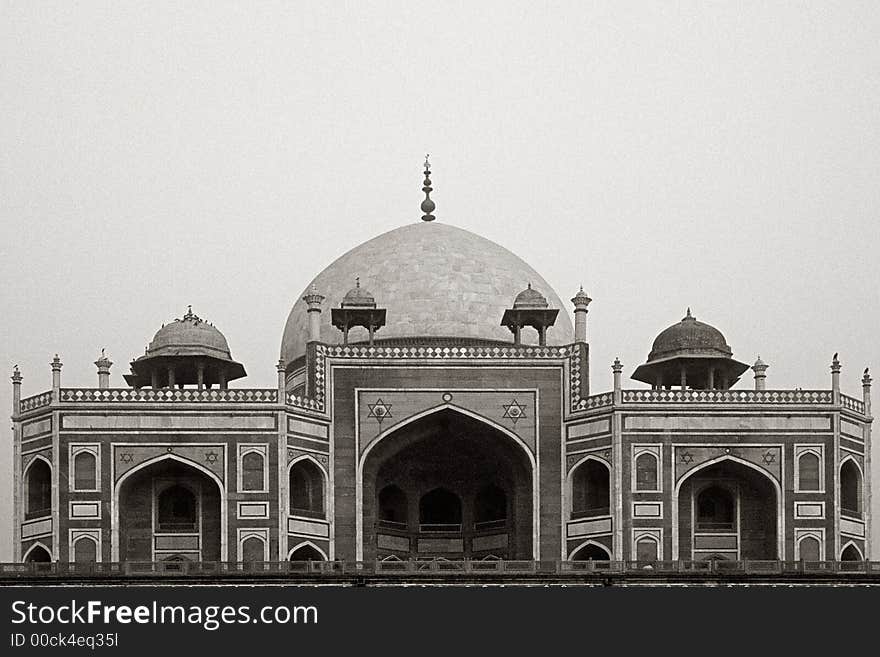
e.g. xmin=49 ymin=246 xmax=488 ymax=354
xmin=11 ymin=161 xmax=873 ymax=575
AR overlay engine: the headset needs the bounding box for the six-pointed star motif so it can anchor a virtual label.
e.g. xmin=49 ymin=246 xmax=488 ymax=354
xmin=205 ymin=451 xmax=219 ymax=464
xmin=502 ymin=399 xmax=527 ymax=424
xmin=119 ymin=452 xmax=133 ymax=464
xmin=367 ymin=398 xmax=393 ymax=422
xmin=680 ymin=451 xmax=694 ymax=465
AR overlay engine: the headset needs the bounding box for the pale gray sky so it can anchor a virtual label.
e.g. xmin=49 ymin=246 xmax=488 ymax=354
xmin=1 ymin=2 xmax=878 ymax=561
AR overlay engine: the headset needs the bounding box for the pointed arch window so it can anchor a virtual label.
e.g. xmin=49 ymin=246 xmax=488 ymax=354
xmin=635 ymin=452 xmax=659 ymax=491
xmin=840 ymin=460 xmax=862 ymax=518
xmin=571 ymin=459 xmax=610 ymax=519
xmin=26 ymin=459 xmax=52 ymax=519
xmin=290 ymin=460 xmax=325 ymax=519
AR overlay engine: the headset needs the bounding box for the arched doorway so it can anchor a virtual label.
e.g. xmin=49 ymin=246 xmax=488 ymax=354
xmin=840 ymin=460 xmax=862 ymax=518
xmin=289 ymin=543 xmax=326 ymax=561
xmin=361 ymin=408 xmax=534 ymax=561
xmin=24 ymin=544 xmax=52 ymax=563
xmin=676 ymin=459 xmax=778 ymax=560
xmin=25 ymin=458 xmax=51 ymax=519
xmin=841 ymin=543 xmax=863 ymax=561
xmin=571 ymin=542 xmax=611 ymax=561
xmin=117 ymin=458 xmax=222 ymax=562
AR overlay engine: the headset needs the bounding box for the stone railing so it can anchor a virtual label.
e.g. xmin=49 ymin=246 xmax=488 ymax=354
xmin=621 ymin=389 xmax=834 ymax=404
xmin=19 ymin=391 xmax=52 ymax=413
xmin=320 ymin=343 xmax=574 ymax=360
xmin=572 ymin=392 xmax=614 ymax=412
xmin=58 ymin=388 xmax=279 ymax=403
xmin=286 ymin=394 xmax=324 ymax=412
xmin=841 ymin=394 xmax=866 ymax=415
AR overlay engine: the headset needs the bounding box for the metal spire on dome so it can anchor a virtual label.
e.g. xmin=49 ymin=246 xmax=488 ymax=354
xmin=421 ymin=154 xmax=436 ymax=222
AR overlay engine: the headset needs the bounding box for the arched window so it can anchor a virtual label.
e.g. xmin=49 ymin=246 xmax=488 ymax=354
xmin=26 ymin=459 xmax=51 ymax=518
xmin=798 ymin=536 xmax=820 ymax=562
xmin=157 ymin=485 xmax=197 ymax=532
xmin=289 ymin=460 xmax=325 ymax=518
xmin=24 ymin=545 xmax=52 ymax=563
xmin=378 ymin=484 xmax=408 ymax=527
xmin=635 ymin=537 xmax=659 ymax=562
xmin=695 ymin=486 xmax=735 ymax=532
xmin=840 ymin=460 xmax=862 ymax=518
xmin=841 ymin=544 xmax=863 ymax=561
xmin=571 ymin=460 xmax=610 ymax=519
xmin=241 ymin=451 xmax=265 ymax=491
xmin=474 ymin=484 xmax=507 ymax=527
xmin=73 ymin=452 xmax=97 ymax=490
xmin=797 ymin=452 xmax=821 ymax=491
xmin=419 ymin=488 xmax=462 ymax=531
xmin=289 ymin=544 xmax=325 ymax=561
xmin=635 ymin=452 xmax=659 ymax=491
xmin=571 ymin=542 xmax=610 ymax=561
xmin=73 ymin=537 xmax=97 ymax=564
xmin=241 ymin=537 xmax=266 ymax=563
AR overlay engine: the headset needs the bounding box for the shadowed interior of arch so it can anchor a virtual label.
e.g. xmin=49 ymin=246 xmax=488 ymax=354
xmin=362 ymin=408 xmax=533 ymax=561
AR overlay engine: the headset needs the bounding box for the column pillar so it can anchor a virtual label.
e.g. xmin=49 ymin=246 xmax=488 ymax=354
xmin=513 ymin=325 xmax=521 ymax=345
xmin=303 ymin=285 xmax=325 ymax=343
xmin=196 ymin=362 xmax=205 ymax=390
xmin=218 ymin=368 xmax=227 ymax=390
xmin=11 ymin=366 xmax=22 ymax=418
xmin=707 ymin=367 xmax=715 ymax=390
xmin=571 ymin=287 xmax=591 ymax=344
xmin=752 ymin=357 xmax=768 ymax=391
xmin=538 ymin=326 xmax=547 ymax=347
xmin=831 ymin=353 xmax=841 ymax=405
xmin=277 ymin=359 xmax=286 ymax=400
xmin=612 ymin=358 xmax=623 ymax=405
xmin=680 ymin=364 xmax=687 ymax=390
xmin=151 ymin=369 xmax=159 ymax=389
xmin=167 ymin=366 xmax=175 ymax=389
xmin=95 ymin=351 xmax=112 ymax=389
xmin=863 ymin=368 xmax=873 ymax=418
xmin=51 ymin=355 xmax=62 ymax=395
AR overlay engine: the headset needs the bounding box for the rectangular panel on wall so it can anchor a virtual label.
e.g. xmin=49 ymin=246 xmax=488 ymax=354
xmin=567 ymin=418 xmax=611 ymax=440
xmin=840 ymin=517 xmax=865 ymax=538
xmin=472 ymin=534 xmax=508 ymax=551
xmin=288 ymin=418 xmax=329 ymax=440
xmin=288 ymin=518 xmax=330 ymax=538
xmin=21 ymin=518 xmax=52 ymax=539
xmin=840 ymin=418 xmax=863 ymax=440
xmin=794 ymin=502 xmax=825 ymax=519
xmin=377 ymin=534 xmax=410 ymax=552
xmin=154 ymin=535 xmax=199 ymax=551
xmin=62 ymin=414 xmax=276 ymax=430
xmin=237 ymin=502 xmax=270 ymax=519
xmin=632 ymin=502 xmax=663 ymax=519
xmin=417 ymin=538 xmax=464 ymax=553
xmin=22 ymin=418 xmax=52 ymax=439
xmin=567 ymin=517 xmax=612 ymax=538
xmin=69 ymin=501 xmax=101 ymax=519
xmin=693 ymin=535 xmax=738 ymax=551
xmin=625 ymin=415 xmax=831 ymax=431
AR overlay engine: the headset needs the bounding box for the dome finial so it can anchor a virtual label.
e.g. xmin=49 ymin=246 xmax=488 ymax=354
xmin=421 ymin=154 xmax=436 ymax=222
xmin=685 ymin=307 xmax=693 ymax=320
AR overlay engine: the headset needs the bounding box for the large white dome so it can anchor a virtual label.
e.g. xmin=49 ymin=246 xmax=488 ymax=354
xmin=280 ymin=221 xmax=574 ymax=366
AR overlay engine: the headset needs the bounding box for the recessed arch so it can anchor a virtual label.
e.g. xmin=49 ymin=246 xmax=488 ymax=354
xmin=23 ymin=455 xmax=52 ymax=519
xmin=569 ymin=539 xmax=612 ymax=561
xmin=23 ymin=541 xmax=52 ymax=563
xmin=288 ymin=455 xmax=326 ymax=519
xmin=111 ymin=453 xmax=227 ymax=561
xmin=840 ymin=456 xmax=863 ymax=518
xmin=569 ymin=455 xmax=611 ymax=519
xmin=72 ymin=535 xmax=99 ymax=563
xmin=356 ymin=404 xmax=538 ymax=561
xmin=288 ymin=540 xmax=328 ymax=561
xmin=634 ymin=450 xmax=659 ymax=491
xmin=634 ymin=534 xmax=661 ymax=561
xmin=840 ymin=541 xmax=864 ymax=561
xmin=672 ymin=455 xmax=783 ymax=561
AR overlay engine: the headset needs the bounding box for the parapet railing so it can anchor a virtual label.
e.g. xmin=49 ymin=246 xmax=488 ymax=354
xmin=19 ymin=391 xmax=52 ymax=412
xmin=621 ymin=389 xmax=834 ymax=404
xmin=3 ymin=560 xmax=879 ymax=578
xmin=57 ymin=388 xmax=278 ymax=403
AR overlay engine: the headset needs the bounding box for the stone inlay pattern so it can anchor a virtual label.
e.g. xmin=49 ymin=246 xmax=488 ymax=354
xmin=622 ymin=389 xmax=833 ymax=404
xmin=19 ymin=392 xmax=52 ymax=412
xmin=59 ymin=388 xmax=277 ymax=403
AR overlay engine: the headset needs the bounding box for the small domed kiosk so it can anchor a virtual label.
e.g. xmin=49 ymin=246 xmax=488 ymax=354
xmin=124 ymin=306 xmax=246 ymax=389
xmin=631 ymin=309 xmax=749 ymax=390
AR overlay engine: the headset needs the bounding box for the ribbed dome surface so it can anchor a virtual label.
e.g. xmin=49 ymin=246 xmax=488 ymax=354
xmin=648 ymin=310 xmax=732 ymax=362
xmin=148 ymin=310 xmax=232 ymax=360
xmin=280 ymin=222 xmax=574 ymax=365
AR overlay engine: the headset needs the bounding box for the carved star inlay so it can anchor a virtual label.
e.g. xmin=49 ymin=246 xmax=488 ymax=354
xmin=762 ymin=450 xmax=776 ymax=465
xmin=205 ymin=451 xmax=219 ymax=464
xmin=680 ymin=451 xmax=694 ymax=465
xmin=367 ymin=398 xmax=392 ymax=423
xmin=119 ymin=452 xmax=133 ymax=464
xmin=502 ymin=399 xmax=527 ymax=425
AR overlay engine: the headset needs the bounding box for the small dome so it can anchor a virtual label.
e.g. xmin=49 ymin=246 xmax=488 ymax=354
xmin=647 ymin=309 xmax=732 ymax=362
xmin=341 ymin=279 xmax=377 ymax=308
xmin=147 ymin=307 xmax=232 ymax=360
xmin=513 ymin=283 xmax=549 ymax=309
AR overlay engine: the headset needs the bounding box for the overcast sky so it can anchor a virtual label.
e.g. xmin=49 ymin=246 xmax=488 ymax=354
xmin=1 ymin=2 xmax=878 ymax=562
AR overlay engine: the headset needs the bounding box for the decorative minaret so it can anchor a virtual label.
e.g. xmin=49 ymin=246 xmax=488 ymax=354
xmin=571 ymin=287 xmax=592 ymax=344
xmin=421 ymin=154 xmax=436 ymax=222
xmin=303 ymin=284 xmax=325 ymax=343
xmin=831 ymin=353 xmax=841 ymax=405
xmin=11 ymin=365 xmax=22 ymax=417
xmin=752 ymin=356 xmax=768 ymax=391
xmin=612 ymin=358 xmax=623 ymax=405
xmin=51 ymin=354 xmax=62 ymax=395
xmin=95 ymin=349 xmax=112 ymax=389
xmin=863 ymin=368 xmax=872 ymax=418
xmin=277 ymin=359 xmax=287 ymax=399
